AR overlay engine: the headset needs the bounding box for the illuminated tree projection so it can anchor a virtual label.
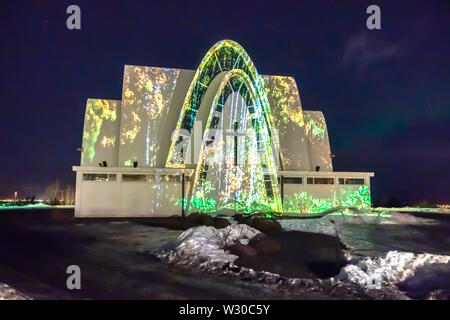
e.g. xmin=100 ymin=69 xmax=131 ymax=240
xmin=166 ymin=40 xmax=280 ymax=168
xmin=120 ymin=67 xmax=180 ymax=167
xmin=76 ymin=40 xmax=374 ymax=218
xmin=283 ymin=186 xmax=371 ymax=214
xmin=81 ymin=99 xmax=119 ymax=165
xmin=189 ymin=70 xmax=281 ymax=214
xmin=166 ymin=40 xmax=282 ymax=214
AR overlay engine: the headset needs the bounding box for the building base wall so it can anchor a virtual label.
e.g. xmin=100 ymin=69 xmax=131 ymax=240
xmin=73 ymin=167 xmax=374 ymax=217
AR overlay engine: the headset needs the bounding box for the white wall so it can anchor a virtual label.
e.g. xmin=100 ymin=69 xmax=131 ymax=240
xmin=119 ymin=177 xmax=182 ymax=217
xmin=118 ymin=66 xmax=195 ymax=168
xmin=262 ymin=75 xmax=311 ymax=171
xmin=81 ymin=99 xmax=121 ymax=167
xmin=303 ymin=111 xmax=333 ymax=172
xmin=74 ymin=168 xmax=189 ymax=217
xmin=80 ymin=178 xmax=120 ymax=217
xmin=280 ymin=171 xmax=374 ymax=213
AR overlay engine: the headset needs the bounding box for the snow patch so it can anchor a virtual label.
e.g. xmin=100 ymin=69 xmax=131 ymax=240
xmin=0 ymin=283 xmax=30 ymax=300
xmin=338 ymin=251 xmax=450 ymax=289
xmin=153 ymin=224 xmax=449 ymax=299
xmin=278 ymin=217 xmax=337 ymax=236
xmin=278 ymin=210 xmax=438 ymax=236
xmin=156 ymin=224 xmax=260 ymax=269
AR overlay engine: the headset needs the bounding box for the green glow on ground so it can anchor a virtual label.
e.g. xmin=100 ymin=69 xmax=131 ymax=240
xmin=179 ymin=186 xmax=372 ymax=216
xmin=0 ymin=203 xmax=74 ymax=210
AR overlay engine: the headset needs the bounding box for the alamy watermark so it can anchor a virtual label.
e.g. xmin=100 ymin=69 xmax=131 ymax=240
xmin=66 ymin=265 xmax=81 ymax=290
xmin=170 ymin=120 xmax=281 ymax=169
xmin=66 ymin=5 xmax=81 ymax=30
xmin=366 ymin=5 xmax=381 ymax=30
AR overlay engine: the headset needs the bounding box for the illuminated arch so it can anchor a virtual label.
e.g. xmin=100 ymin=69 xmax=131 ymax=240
xmin=166 ymin=40 xmax=280 ymax=168
xmin=187 ymin=69 xmax=282 ymax=213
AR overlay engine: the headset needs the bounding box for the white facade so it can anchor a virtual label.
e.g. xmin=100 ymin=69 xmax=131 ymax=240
xmin=74 ymin=40 xmax=374 ymax=217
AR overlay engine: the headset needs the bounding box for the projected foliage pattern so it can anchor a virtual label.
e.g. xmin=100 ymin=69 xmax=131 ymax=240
xmin=190 ymin=70 xmax=281 ymax=213
xmin=261 ymin=75 xmax=305 ymax=169
xmin=166 ymin=40 xmax=279 ymax=168
xmin=79 ymin=40 xmax=373 ymax=216
xmin=164 ymin=40 xmax=282 ymax=213
xmin=120 ymin=66 xmax=179 ymax=167
xmin=82 ymin=99 xmax=119 ymax=166
xmin=283 ymin=186 xmax=371 ymax=214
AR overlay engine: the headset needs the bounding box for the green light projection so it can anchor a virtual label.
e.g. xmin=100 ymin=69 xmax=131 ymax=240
xmin=188 ymin=69 xmax=282 ymax=214
xmin=166 ymin=40 xmax=279 ymax=168
xmin=120 ymin=66 xmax=180 ymax=167
xmin=304 ymin=112 xmax=327 ymax=141
xmin=79 ymin=40 xmax=373 ymax=217
xmin=261 ymin=75 xmax=306 ymax=169
xmin=283 ymin=186 xmax=371 ymax=214
xmin=81 ymin=99 xmax=119 ymax=165
xmin=177 ymin=185 xmax=371 ymax=215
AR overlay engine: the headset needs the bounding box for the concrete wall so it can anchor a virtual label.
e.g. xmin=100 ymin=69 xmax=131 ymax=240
xmin=303 ymin=111 xmax=333 ymax=172
xmin=74 ymin=167 xmax=192 ymax=217
xmin=81 ymin=99 xmax=121 ymax=167
xmin=74 ymin=167 xmax=373 ymax=217
xmin=262 ymin=75 xmax=311 ymax=171
xmin=118 ymin=66 xmax=195 ymax=168
xmin=75 ymin=65 xmax=373 ymax=217
xmin=280 ymin=171 xmax=373 ymax=213
xmin=79 ymin=69 xmax=335 ymax=173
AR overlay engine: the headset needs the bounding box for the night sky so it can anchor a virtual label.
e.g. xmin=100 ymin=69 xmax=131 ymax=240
xmin=0 ymin=0 xmax=449 ymax=205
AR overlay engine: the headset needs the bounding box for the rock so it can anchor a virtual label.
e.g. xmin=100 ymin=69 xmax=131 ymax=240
xmin=227 ymin=243 xmax=258 ymax=257
xmin=338 ymin=251 xmax=450 ymax=290
xmin=214 ymin=217 xmax=231 ymax=229
xmin=201 ymin=214 xmax=216 ymax=226
xmin=185 ymin=213 xmax=230 ymax=229
xmin=398 ymin=263 xmax=450 ymax=299
xmin=242 ymin=217 xmax=282 ymax=233
xmin=185 ymin=212 xmax=203 ymax=224
xmin=248 ymin=233 xmax=281 ymax=253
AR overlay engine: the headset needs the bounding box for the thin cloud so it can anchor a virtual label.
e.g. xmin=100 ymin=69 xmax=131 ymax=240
xmin=342 ymin=33 xmax=405 ymax=75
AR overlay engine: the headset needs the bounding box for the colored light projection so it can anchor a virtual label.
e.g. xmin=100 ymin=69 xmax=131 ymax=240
xmin=261 ymin=75 xmax=310 ymax=170
xmin=303 ymin=111 xmax=333 ymax=171
xmin=119 ymin=66 xmax=179 ymax=167
xmin=261 ymin=76 xmax=304 ymax=130
xmin=283 ymin=186 xmax=371 ymax=214
xmin=78 ymin=40 xmax=372 ymax=216
xmin=166 ymin=40 xmax=279 ymax=168
xmin=189 ymin=70 xmax=282 ymax=214
xmin=81 ymin=99 xmax=120 ymax=166
xmin=304 ymin=112 xmax=327 ymax=141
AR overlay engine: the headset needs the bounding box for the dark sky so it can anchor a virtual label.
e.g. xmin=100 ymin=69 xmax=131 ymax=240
xmin=0 ymin=0 xmax=449 ymax=205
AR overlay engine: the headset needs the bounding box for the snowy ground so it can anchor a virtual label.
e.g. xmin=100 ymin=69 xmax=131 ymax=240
xmin=153 ymin=209 xmax=450 ymax=299
xmin=373 ymin=207 xmax=450 ymax=214
xmin=278 ymin=208 xmax=440 ymax=236
xmin=0 ymin=208 xmax=448 ymax=300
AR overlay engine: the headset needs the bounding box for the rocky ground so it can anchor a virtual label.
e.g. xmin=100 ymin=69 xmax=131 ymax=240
xmin=0 ymin=208 xmax=449 ymax=299
xmin=152 ymin=210 xmax=450 ymax=300
xmin=0 ymin=210 xmax=336 ymax=299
